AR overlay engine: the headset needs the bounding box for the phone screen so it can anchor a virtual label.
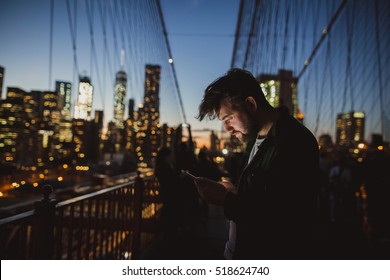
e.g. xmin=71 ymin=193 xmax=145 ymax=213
xmin=181 ymin=170 xmax=197 ymax=180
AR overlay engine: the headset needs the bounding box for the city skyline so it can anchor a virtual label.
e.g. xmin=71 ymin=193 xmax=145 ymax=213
xmin=1 ymin=0 xmax=389 ymax=144
xmin=0 ymin=0 xmax=238 ymax=144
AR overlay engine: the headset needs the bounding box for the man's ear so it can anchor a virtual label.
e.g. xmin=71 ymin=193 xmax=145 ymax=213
xmin=245 ymin=96 xmax=257 ymax=113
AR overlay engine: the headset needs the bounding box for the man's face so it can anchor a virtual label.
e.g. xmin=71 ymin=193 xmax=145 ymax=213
xmin=218 ymin=101 xmax=259 ymax=143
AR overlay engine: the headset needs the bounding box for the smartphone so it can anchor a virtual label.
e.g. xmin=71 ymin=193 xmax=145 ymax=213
xmin=181 ymin=170 xmax=197 ymax=180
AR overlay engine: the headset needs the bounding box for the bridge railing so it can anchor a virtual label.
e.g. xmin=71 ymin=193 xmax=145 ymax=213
xmin=0 ymin=174 xmax=162 ymax=260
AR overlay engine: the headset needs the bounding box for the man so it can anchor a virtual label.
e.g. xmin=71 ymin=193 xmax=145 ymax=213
xmin=195 ymin=68 xmax=320 ymax=259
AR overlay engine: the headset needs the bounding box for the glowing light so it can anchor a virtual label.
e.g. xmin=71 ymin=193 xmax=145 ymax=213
xmin=378 ymin=145 xmax=383 ymax=150
xmin=33 ymin=182 xmax=38 ymax=187
xmin=357 ymin=143 xmax=365 ymax=149
xmin=353 ymin=149 xmax=359 ymax=154
xmin=124 ymin=252 xmax=131 ymax=259
xmin=58 ymin=177 xmax=63 ymax=182
xmin=63 ymin=164 xmax=68 ymax=169
xmin=222 ymin=148 xmax=228 ymax=155
xmin=39 ymin=174 xmax=45 ymax=179
xmin=168 ymin=58 xmax=173 ymax=64
xmin=76 ymin=166 xmax=90 ymax=171
xmin=353 ymin=112 xmax=365 ymax=118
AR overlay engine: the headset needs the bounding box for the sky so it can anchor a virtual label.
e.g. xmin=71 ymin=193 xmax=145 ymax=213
xmin=0 ymin=0 xmax=239 ymax=146
xmin=160 ymin=0 xmax=238 ymax=129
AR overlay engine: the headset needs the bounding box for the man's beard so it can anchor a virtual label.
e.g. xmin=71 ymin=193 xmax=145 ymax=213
xmin=238 ymin=110 xmax=260 ymax=144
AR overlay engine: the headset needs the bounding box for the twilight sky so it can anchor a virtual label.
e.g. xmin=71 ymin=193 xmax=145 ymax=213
xmin=0 ymin=0 xmax=239 ymax=146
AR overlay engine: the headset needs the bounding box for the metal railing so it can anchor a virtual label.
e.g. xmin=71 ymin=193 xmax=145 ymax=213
xmin=0 ymin=174 xmax=162 ymax=259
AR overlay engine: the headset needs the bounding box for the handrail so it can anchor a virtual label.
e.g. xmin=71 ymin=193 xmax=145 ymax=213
xmin=0 ymin=174 xmax=162 ymax=259
xmin=0 ymin=210 xmax=35 ymax=226
xmin=56 ymin=179 xmax=137 ymax=208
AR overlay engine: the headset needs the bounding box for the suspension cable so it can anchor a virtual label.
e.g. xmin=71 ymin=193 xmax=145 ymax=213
xmin=297 ymin=0 xmax=347 ymax=80
xmin=374 ymin=0 xmax=386 ymax=139
xmin=155 ymin=0 xmax=187 ymax=124
xmin=231 ymin=0 xmax=245 ymax=68
xmin=48 ymin=0 xmax=54 ymax=89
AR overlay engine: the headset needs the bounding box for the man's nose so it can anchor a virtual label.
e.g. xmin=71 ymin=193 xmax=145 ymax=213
xmin=224 ymin=122 xmax=233 ymax=132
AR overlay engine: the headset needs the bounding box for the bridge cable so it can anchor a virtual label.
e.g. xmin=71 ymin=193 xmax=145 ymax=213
xmin=247 ymin=0 xmax=262 ymax=72
xmin=292 ymin=0 xmax=299 ymax=74
xmin=270 ymin=1 xmax=281 ymax=72
xmin=243 ymin=0 xmax=260 ymax=69
xmin=341 ymin=0 xmax=356 ymax=114
xmin=48 ymin=0 xmax=54 ymax=89
xmin=374 ymin=0 xmax=386 ymax=139
xmin=231 ymin=0 xmax=245 ymax=68
xmin=97 ymin=0 xmax=115 ymax=109
xmin=281 ymin=0 xmax=291 ymax=68
xmin=65 ymin=0 xmax=80 ymax=113
xmin=85 ymin=0 xmax=104 ymax=110
xmin=297 ymin=0 xmax=347 ymax=80
xmin=155 ymin=0 xmax=187 ymax=124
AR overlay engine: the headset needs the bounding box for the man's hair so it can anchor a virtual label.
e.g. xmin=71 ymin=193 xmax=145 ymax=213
xmin=197 ymin=68 xmax=268 ymax=121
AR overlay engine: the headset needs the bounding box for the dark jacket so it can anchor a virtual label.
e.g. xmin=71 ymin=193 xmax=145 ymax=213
xmin=224 ymin=110 xmax=320 ymax=259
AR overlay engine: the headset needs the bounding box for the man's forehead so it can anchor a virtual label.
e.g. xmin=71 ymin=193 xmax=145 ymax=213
xmin=217 ymin=103 xmax=233 ymax=120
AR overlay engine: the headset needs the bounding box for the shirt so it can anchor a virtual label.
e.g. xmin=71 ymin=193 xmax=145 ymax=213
xmin=224 ymin=137 xmax=264 ymax=259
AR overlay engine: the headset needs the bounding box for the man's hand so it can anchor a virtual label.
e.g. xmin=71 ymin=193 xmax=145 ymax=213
xmin=220 ymin=180 xmax=237 ymax=194
xmin=194 ymin=177 xmax=229 ymax=206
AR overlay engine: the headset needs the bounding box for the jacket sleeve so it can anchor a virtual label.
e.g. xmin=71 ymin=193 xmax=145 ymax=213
xmin=223 ymin=192 xmax=239 ymax=221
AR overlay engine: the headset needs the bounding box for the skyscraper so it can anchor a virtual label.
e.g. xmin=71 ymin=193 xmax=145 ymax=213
xmin=161 ymin=123 xmax=173 ymax=148
xmin=336 ymin=111 xmax=365 ymax=147
xmin=74 ymin=76 xmax=93 ymax=120
xmin=136 ymin=65 xmax=161 ymax=166
xmin=124 ymin=99 xmax=136 ymax=153
xmin=0 ymin=66 xmax=4 ymax=99
xmin=113 ymin=71 xmax=127 ymax=128
xmin=257 ymin=69 xmax=300 ymax=120
xmin=0 ymin=87 xmax=25 ymax=164
xmin=55 ymin=81 xmax=72 ymax=121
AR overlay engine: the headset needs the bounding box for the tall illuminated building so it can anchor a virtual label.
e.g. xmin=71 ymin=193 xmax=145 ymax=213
xmin=336 ymin=111 xmax=365 ymax=147
xmin=161 ymin=123 xmax=174 ymax=148
xmin=56 ymin=81 xmax=72 ymax=121
xmin=136 ymin=64 xmax=161 ymax=166
xmin=94 ymin=110 xmax=104 ymax=141
xmin=124 ymin=99 xmax=136 ymax=152
xmin=74 ymin=76 xmax=93 ymax=120
xmin=0 ymin=87 xmax=25 ymax=164
xmin=41 ymin=91 xmax=60 ymax=129
xmin=128 ymin=99 xmax=135 ymax=121
xmin=37 ymin=90 xmax=60 ymax=162
xmin=0 ymin=65 xmax=4 ymax=99
xmin=72 ymin=118 xmax=100 ymax=164
xmin=257 ymin=69 xmax=302 ymax=121
xmin=104 ymin=70 xmax=127 ymax=156
xmin=113 ymin=71 xmax=127 ymax=128
xmin=56 ymin=82 xmax=73 ymax=158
